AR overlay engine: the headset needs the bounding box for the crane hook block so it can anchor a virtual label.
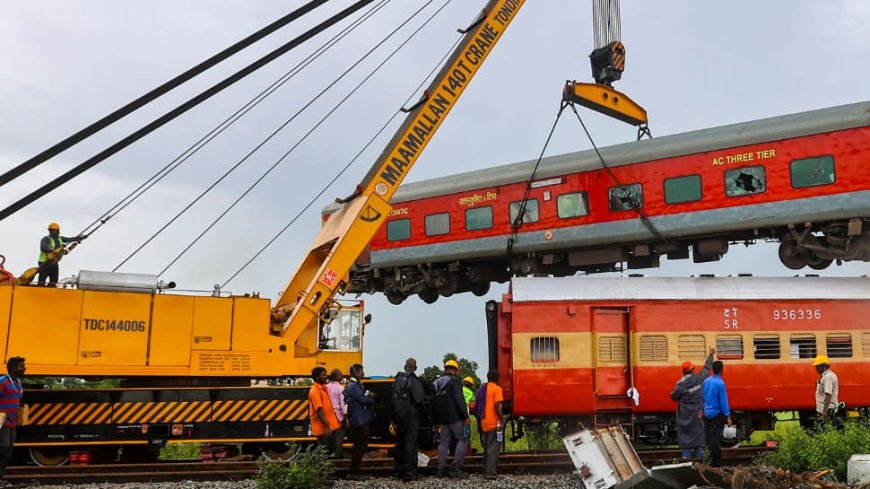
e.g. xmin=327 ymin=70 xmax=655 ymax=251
xmin=563 ymin=81 xmax=648 ymax=127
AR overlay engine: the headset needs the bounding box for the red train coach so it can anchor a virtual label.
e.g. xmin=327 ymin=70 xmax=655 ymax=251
xmin=342 ymin=102 xmax=870 ymax=304
xmin=489 ymin=276 xmax=870 ymax=444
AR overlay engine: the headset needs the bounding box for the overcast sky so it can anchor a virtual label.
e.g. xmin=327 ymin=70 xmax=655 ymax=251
xmin=1 ymin=1 xmax=868 ymax=377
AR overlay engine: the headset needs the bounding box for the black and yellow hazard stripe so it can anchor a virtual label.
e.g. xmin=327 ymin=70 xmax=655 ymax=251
xmin=26 ymin=399 xmax=309 ymax=425
xmin=610 ymin=41 xmax=625 ymax=72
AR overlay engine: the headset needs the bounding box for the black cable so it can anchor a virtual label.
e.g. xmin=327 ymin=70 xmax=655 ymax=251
xmin=0 ymin=0 xmax=375 ymax=223
xmin=506 ymin=101 xmax=569 ymax=257
xmin=155 ymin=0 xmax=451 ymax=278
xmin=79 ymin=0 xmax=391 ymax=238
xmin=0 ymin=1 xmax=328 ymax=189
xmin=222 ymin=7 xmax=463 ymax=288
xmin=568 ymin=103 xmax=665 ymax=242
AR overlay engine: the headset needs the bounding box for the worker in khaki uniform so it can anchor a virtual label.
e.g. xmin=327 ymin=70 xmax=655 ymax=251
xmin=812 ymin=355 xmax=840 ymax=425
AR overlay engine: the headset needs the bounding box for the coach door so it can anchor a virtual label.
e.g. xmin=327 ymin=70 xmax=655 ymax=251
xmin=591 ymin=307 xmax=630 ymax=400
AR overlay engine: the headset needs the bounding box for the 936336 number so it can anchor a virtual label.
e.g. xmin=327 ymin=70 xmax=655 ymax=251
xmin=773 ymin=308 xmax=821 ymax=321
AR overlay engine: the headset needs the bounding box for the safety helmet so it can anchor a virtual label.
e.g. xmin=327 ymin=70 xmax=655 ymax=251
xmin=812 ymin=354 xmax=830 ymax=366
xmin=47 ymin=222 xmax=60 ymax=231
xmin=462 ymin=376 xmax=474 ymax=385
xmin=681 ymin=361 xmax=694 ymax=373
xmin=444 ymin=360 xmax=460 ymax=370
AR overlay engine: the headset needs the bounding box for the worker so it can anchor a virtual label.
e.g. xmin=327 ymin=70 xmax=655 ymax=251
xmin=462 ymin=376 xmax=475 ymax=414
xmin=433 ymin=359 xmax=470 ymax=479
xmin=37 ymin=222 xmax=85 ymax=286
xmin=812 ymin=355 xmax=840 ymax=426
xmin=344 ymin=364 xmax=376 ymax=481
xmin=702 ymin=361 xmax=731 ymax=468
xmin=325 ymin=369 xmax=346 ymax=458
xmin=0 ymin=357 xmax=25 ymax=481
xmin=392 ymin=358 xmax=424 ymax=482
xmin=480 ymin=370 xmax=504 ymax=480
xmin=671 ymin=347 xmax=716 ymax=460
xmin=307 ymin=367 xmax=340 ymax=455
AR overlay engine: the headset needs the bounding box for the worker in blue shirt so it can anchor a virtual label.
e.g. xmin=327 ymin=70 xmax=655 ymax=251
xmin=702 ymin=360 xmax=732 ymax=467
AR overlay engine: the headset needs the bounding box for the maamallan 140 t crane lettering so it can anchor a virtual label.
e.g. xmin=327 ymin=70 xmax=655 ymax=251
xmin=0 ymin=0 xmax=645 ymax=464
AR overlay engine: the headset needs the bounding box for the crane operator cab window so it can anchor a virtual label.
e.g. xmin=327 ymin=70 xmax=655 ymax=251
xmin=318 ymin=307 xmax=365 ymax=351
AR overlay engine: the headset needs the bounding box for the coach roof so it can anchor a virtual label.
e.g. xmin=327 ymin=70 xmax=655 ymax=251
xmin=510 ymin=276 xmax=870 ymax=302
xmin=390 ymin=101 xmax=869 ymax=204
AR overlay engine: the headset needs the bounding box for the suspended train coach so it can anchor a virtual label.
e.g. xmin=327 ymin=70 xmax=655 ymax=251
xmin=488 ymin=276 xmax=870 ymax=444
xmin=340 ymin=101 xmax=870 ymax=304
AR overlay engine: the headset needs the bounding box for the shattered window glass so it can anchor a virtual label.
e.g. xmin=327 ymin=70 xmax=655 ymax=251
xmin=608 ymin=183 xmax=644 ymax=211
xmin=725 ymin=166 xmax=766 ymax=196
xmin=791 ymin=155 xmax=836 ymax=188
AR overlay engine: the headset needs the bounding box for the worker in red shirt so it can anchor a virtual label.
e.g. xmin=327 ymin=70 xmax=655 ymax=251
xmin=308 ymin=367 xmax=341 ymax=455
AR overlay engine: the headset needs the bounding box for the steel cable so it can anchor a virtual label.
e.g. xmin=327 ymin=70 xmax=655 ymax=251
xmin=79 ymin=0 xmax=391 ymax=238
xmin=221 ymin=2 xmax=462 ymax=288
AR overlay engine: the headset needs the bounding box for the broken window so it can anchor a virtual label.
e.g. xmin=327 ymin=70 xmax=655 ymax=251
xmin=725 ymin=166 xmax=766 ymax=196
xmin=791 ymin=155 xmax=836 ymax=188
xmin=608 ymin=183 xmax=644 ymax=211
xmin=509 ymin=199 xmax=540 ymax=225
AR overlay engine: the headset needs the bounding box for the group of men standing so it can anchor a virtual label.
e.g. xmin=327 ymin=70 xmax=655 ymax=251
xmin=308 ymin=357 xmax=505 ymax=482
xmin=671 ymin=348 xmax=841 ymax=467
xmin=391 ymin=358 xmax=504 ymax=481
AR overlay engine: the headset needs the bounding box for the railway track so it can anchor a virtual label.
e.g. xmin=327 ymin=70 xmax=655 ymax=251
xmin=3 ymin=447 xmax=772 ymax=485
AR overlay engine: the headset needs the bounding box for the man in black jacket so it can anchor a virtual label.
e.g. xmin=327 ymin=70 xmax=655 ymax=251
xmin=433 ymin=359 xmax=470 ymax=478
xmin=392 ymin=358 xmax=424 ymax=482
xmin=344 ymin=364 xmax=375 ymax=481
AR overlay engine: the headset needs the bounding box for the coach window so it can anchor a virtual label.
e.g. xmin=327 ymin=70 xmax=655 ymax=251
xmin=608 ymin=183 xmax=643 ymax=211
xmin=716 ymin=335 xmax=744 ymax=360
xmin=789 ymin=334 xmax=817 ymax=359
xmin=639 ymin=335 xmax=668 ymax=361
xmin=753 ymin=335 xmax=781 ymax=359
xmin=530 ymin=337 xmax=560 ymax=365
xmin=664 ymin=175 xmax=702 ymax=204
xmin=678 ymin=335 xmax=706 ymax=360
xmin=826 ymin=334 xmax=853 ymax=358
xmin=424 ymin=212 xmax=450 ymax=236
xmin=862 ymin=333 xmax=870 ymax=358
xmin=791 ymin=155 xmax=836 ymax=188
xmin=465 ymin=206 xmax=493 ymax=231
xmin=598 ymin=336 xmax=626 ymax=363
xmin=725 ymin=166 xmax=766 ymax=197
xmin=557 ymin=192 xmax=589 ymax=218
xmin=387 ymin=219 xmax=411 ymax=241
xmin=509 ymin=199 xmax=539 ymax=225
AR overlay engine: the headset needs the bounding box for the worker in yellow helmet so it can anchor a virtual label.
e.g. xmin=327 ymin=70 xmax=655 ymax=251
xmin=812 ymin=354 xmax=840 ymax=425
xmin=37 ymin=222 xmax=86 ymax=286
xmin=462 ymin=376 xmax=476 ymax=415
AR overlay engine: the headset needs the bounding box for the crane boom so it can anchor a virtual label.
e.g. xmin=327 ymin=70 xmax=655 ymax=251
xmin=271 ymin=0 xmax=525 ymax=337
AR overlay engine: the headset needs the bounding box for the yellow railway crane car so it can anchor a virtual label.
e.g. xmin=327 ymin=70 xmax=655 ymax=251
xmin=0 ymin=0 xmax=532 ymax=466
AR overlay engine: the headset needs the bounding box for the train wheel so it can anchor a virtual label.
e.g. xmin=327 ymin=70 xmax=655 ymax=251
xmin=386 ymin=291 xmax=406 ymax=305
xmin=806 ymin=254 xmax=833 ymax=270
xmin=419 ymin=289 xmax=439 ymax=304
xmin=778 ymin=241 xmax=807 ymax=269
xmin=29 ymin=447 xmax=69 ymax=466
xmin=470 ymin=282 xmax=490 ymax=297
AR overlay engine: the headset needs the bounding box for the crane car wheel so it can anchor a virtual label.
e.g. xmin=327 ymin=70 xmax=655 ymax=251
xmin=29 ymin=447 xmax=69 ymax=466
xmin=778 ymin=241 xmax=808 ymax=270
xmin=263 ymin=442 xmax=299 ymax=461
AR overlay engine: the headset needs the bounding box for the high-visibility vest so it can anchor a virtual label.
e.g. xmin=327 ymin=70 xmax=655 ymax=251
xmin=38 ymin=236 xmax=64 ymax=263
